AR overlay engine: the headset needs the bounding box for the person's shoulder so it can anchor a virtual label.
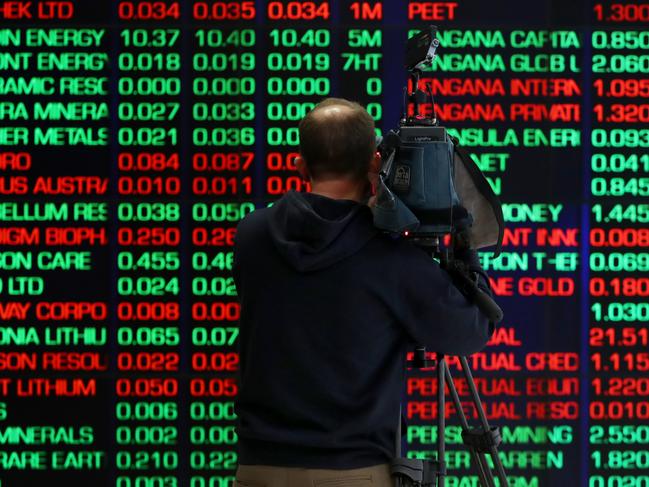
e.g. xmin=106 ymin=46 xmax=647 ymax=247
xmin=381 ymin=236 xmax=444 ymax=277
xmin=371 ymin=232 xmax=423 ymax=253
xmin=239 ymin=206 xmax=270 ymax=227
xmin=235 ymin=206 xmax=271 ymax=242
xmin=368 ymin=232 xmax=432 ymax=264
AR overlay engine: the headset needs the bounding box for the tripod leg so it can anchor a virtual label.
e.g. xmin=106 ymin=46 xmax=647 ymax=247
xmin=395 ymin=404 xmax=401 ymax=487
xmin=437 ymin=356 xmax=446 ymax=487
xmin=396 ymin=404 xmax=402 ymax=457
xmin=459 ymin=357 xmax=509 ymax=487
xmin=444 ymin=366 xmax=494 ymax=487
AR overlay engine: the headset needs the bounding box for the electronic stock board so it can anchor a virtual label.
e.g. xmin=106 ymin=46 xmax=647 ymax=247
xmin=0 ymin=0 xmax=648 ymax=486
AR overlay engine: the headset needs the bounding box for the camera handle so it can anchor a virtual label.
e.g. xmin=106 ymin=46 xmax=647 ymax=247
xmin=441 ymin=257 xmax=504 ymax=324
xmin=410 ymin=243 xmax=504 ymax=324
xmin=391 ymin=350 xmax=510 ymax=487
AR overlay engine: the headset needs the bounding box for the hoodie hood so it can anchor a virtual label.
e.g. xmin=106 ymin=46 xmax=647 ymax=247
xmin=268 ymin=191 xmax=378 ymax=272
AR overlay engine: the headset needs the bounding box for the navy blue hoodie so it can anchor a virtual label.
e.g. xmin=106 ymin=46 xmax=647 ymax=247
xmin=233 ymin=190 xmax=493 ymax=469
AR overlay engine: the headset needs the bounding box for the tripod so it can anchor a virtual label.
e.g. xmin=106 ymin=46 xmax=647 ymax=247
xmin=391 ymin=348 xmax=509 ymax=487
xmin=384 ymin=227 xmax=506 ymax=486
xmin=392 ymin=347 xmax=509 ymax=487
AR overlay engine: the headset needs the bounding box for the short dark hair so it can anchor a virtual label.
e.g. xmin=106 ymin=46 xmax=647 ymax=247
xmin=298 ymin=98 xmax=376 ymax=181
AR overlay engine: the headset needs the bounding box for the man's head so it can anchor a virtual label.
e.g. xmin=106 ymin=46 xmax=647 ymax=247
xmin=296 ymin=98 xmax=378 ymax=184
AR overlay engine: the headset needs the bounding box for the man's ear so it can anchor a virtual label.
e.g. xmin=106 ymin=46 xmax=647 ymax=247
xmin=369 ymin=151 xmax=381 ymax=174
xmin=295 ymin=155 xmax=310 ymax=182
xmin=367 ymin=151 xmax=381 ymax=197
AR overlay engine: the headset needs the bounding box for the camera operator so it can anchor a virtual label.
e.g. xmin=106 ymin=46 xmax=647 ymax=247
xmin=232 ymin=98 xmax=494 ymax=487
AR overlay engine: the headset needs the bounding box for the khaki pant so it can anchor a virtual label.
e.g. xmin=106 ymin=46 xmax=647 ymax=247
xmin=234 ymin=463 xmax=393 ymax=487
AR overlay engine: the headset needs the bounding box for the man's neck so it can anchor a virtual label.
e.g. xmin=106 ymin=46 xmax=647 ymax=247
xmin=310 ymin=179 xmax=366 ymax=203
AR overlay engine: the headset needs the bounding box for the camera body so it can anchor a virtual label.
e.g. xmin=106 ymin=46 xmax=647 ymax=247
xmin=372 ymin=26 xmax=503 ymax=256
xmin=378 ymin=125 xmax=467 ymax=237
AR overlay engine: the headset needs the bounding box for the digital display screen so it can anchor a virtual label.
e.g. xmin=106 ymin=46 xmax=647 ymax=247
xmin=0 ymin=0 xmax=648 ymax=486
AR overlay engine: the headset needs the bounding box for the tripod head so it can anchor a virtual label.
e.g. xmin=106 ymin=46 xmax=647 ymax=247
xmin=407 ymin=346 xmax=436 ymax=369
